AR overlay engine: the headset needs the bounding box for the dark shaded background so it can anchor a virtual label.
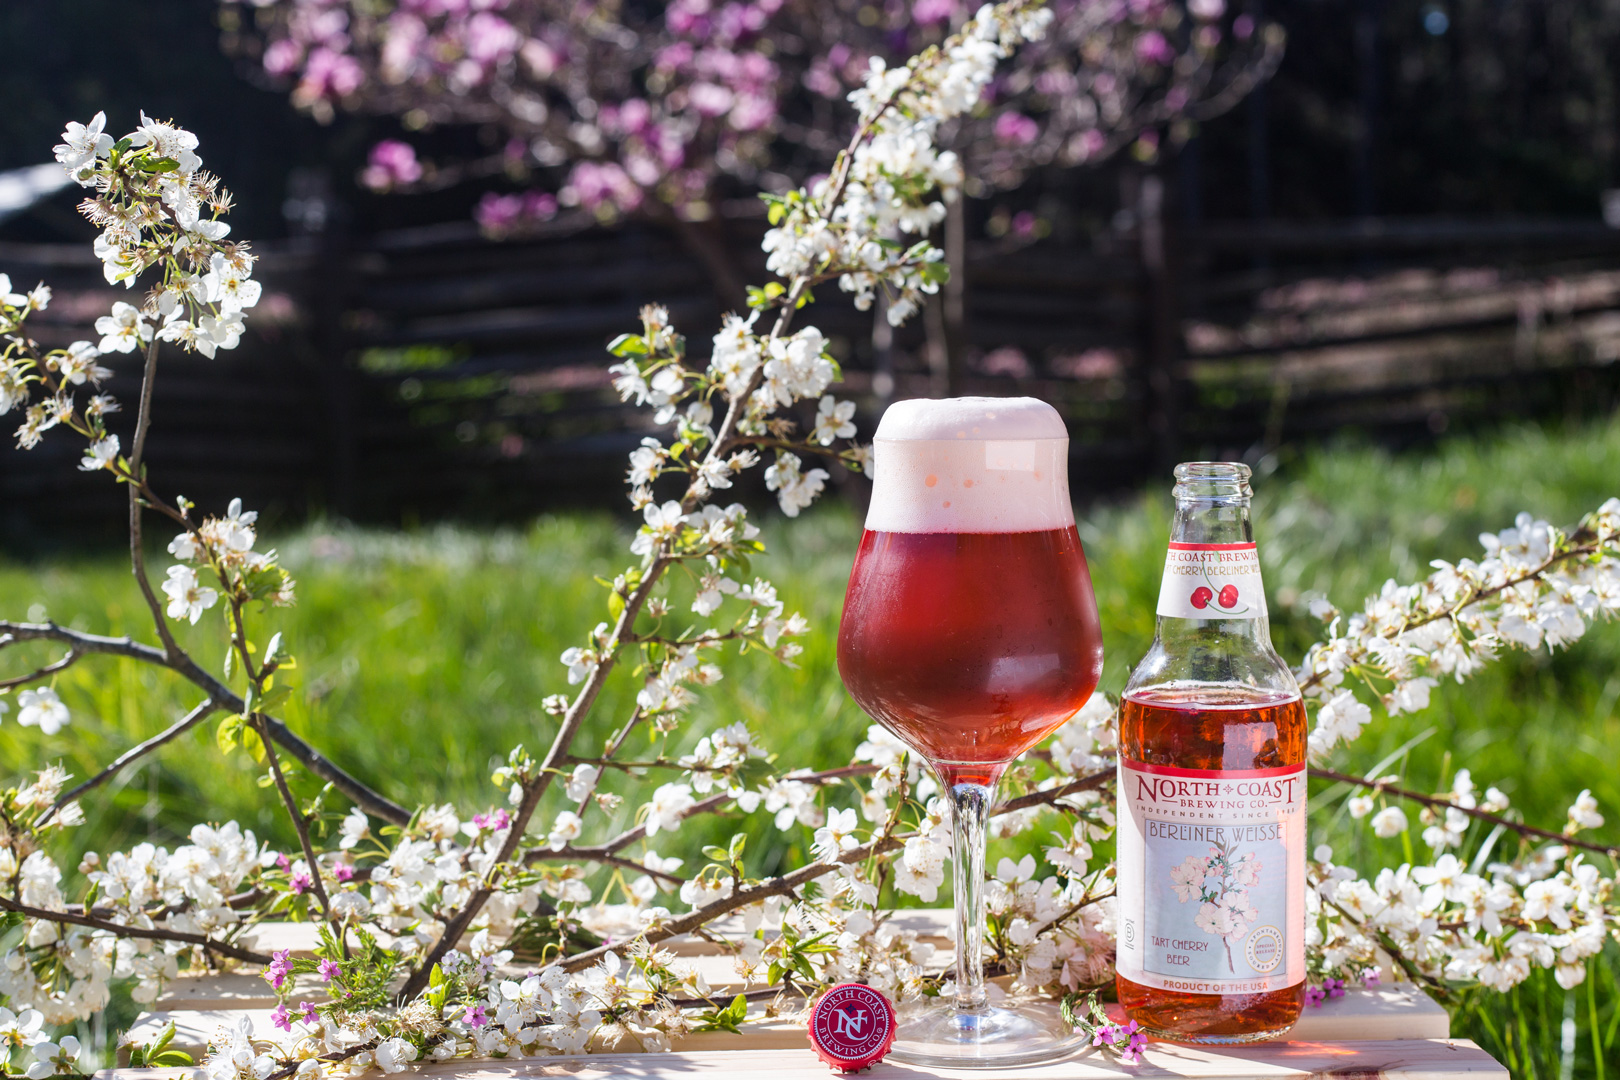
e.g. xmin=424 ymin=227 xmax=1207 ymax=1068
xmin=6 ymin=1 xmax=1620 ymax=240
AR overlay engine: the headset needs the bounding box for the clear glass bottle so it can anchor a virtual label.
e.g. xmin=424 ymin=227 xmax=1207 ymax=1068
xmin=1115 ymin=462 xmax=1307 ymax=1043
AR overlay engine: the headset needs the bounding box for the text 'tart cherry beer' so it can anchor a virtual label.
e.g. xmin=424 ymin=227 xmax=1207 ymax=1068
xmin=1116 ymin=462 xmax=1307 ymax=1043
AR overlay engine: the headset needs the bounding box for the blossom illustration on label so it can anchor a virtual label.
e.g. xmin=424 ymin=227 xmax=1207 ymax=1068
xmin=1169 ymin=842 xmax=1261 ymax=973
xmin=1156 ymin=542 xmax=1267 ymax=620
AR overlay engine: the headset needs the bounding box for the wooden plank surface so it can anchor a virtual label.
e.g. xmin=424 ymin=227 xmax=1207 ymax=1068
xmin=127 ymin=985 xmax=1450 ymax=1058
xmin=102 ymin=1039 xmax=1506 ymax=1079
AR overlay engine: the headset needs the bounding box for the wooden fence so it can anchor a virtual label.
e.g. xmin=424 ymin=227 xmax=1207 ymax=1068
xmin=4 ymin=207 xmax=1620 ymax=541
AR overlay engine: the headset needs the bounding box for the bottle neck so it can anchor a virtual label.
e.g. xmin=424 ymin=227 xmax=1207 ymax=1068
xmin=1153 ymin=468 xmax=1273 ymax=644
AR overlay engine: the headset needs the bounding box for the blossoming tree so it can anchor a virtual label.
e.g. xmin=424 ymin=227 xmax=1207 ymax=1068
xmin=1 ymin=3 xmax=1618 ymax=1077
xmin=216 ymin=0 xmax=1281 ymax=304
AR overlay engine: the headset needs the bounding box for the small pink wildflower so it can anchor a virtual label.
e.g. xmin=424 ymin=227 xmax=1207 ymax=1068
xmin=464 ymin=1004 xmax=489 ymax=1028
xmin=275 ymin=853 xmax=291 ymax=872
xmin=1362 ymin=968 xmax=1382 ymax=986
xmin=333 ymin=862 xmax=355 ymax=883
xmin=1306 ymin=984 xmax=1328 ymax=1007
xmin=290 ymin=870 xmax=313 ymax=895
xmin=300 ymin=1002 xmax=318 ymax=1024
xmin=318 ymin=958 xmax=341 ymax=983
xmin=263 ymin=949 xmax=294 ymax=991
xmin=270 ymin=1003 xmax=292 ymax=1032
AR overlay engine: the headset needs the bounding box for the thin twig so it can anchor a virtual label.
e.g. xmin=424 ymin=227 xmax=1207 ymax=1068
xmin=527 ymin=849 xmax=686 ymax=885
xmin=556 ymin=768 xmax=1116 ymax=974
xmin=1311 ymin=767 xmax=1618 ymax=860
xmin=0 ymin=620 xmax=409 ymax=826
xmin=0 ymin=648 xmax=80 ymax=691
xmin=39 ymin=698 xmax=220 ymax=827
xmin=0 ymin=893 xmax=270 ymax=965
xmin=254 ymin=713 xmax=334 ymax=923
xmin=126 ymin=335 xmax=185 ymax=662
xmin=1298 ymin=539 xmax=1608 ymax=694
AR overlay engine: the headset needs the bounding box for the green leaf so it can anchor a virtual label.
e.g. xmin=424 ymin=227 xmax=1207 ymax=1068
xmin=766 ymin=960 xmax=783 ymax=985
xmin=721 ymin=992 xmax=748 ymax=1026
xmin=608 ymin=333 xmax=648 ymax=358
xmin=728 ymin=832 xmax=747 ymax=861
xmin=259 ymin=685 xmax=293 ymax=713
xmin=151 ymin=1022 xmax=176 ymax=1056
xmin=151 ymin=1051 xmax=195 ymax=1067
xmin=430 ymin=963 xmax=445 ymax=989
xmin=767 ymin=202 xmax=787 ymax=226
xmin=142 ymin=156 xmax=181 ymax=173
xmin=216 ymin=715 xmax=244 ymax=754
xmin=701 ymin=845 xmax=729 ymax=861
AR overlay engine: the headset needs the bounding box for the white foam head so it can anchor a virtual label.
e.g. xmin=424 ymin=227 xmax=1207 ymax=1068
xmin=865 ymin=396 xmax=1073 ymax=534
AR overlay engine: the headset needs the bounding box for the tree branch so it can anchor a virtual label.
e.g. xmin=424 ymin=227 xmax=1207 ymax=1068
xmin=126 ymin=335 xmax=185 ymax=663
xmin=0 ymin=648 xmax=80 ymax=691
xmin=1311 ymin=767 xmax=1619 ymax=860
xmin=39 ymin=698 xmax=220 ymax=827
xmin=0 ymin=620 xmax=409 ymax=827
xmin=556 ymin=768 xmax=1116 ymax=974
xmin=0 ymin=894 xmax=270 ymax=965
xmin=1298 ymin=539 xmax=1610 ymax=694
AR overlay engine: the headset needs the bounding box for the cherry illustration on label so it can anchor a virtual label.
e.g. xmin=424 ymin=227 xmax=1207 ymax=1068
xmin=1190 ymin=586 xmax=1213 ymax=609
xmin=1218 ymin=584 xmax=1240 ymax=608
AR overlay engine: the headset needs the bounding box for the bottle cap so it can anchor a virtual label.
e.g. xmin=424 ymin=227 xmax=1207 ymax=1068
xmin=807 ymin=983 xmax=896 ymax=1073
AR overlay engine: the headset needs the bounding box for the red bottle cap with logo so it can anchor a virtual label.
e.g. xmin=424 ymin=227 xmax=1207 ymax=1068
xmin=808 ymin=983 xmax=896 ymax=1073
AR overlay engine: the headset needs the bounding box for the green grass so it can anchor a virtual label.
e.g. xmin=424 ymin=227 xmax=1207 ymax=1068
xmin=3 ymin=417 xmax=1619 ymax=1076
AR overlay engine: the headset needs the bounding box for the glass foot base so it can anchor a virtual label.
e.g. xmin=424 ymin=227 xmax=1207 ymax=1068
xmin=888 ymin=1000 xmax=1083 ymax=1068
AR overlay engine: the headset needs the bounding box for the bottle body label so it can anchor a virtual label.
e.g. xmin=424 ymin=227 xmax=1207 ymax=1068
xmin=1116 ymin=759 xmax=1306 ymax=994
xmin=1156 ymin=542 xmax=1267 ymax=619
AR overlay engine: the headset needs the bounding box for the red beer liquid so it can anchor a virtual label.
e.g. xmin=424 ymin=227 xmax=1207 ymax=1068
xmin=837 ymin=526 xmax=1104 ymax=787
xmin=1117 ymin=686 xmax=1307 ymax=1040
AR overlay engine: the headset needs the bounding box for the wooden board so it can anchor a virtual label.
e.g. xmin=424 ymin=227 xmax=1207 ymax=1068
xmin=113 ymin=911 xmax=1484 ymax=1078
xmin=102 ymin=1040 xmax=1506 ymax=1079
xmin=127 ymin=984 xmax=1450 ymax=1058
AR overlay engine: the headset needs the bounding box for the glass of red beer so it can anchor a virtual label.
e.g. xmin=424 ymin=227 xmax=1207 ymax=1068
xmin=837 ymin=397 xmax=1103 ymax=1066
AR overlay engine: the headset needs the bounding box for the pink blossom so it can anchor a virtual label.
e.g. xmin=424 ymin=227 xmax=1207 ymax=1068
xmin=333 ymin=862 xmax=355 ymax=883
xmin=361 ymin=140 xmax=423 ymax=191
xmin=475 ymin=192 xmax=524 ymax=232
xmin=275 ymin=853 xmax=291 ymax=872
xmin=522 ymin=191 xmax=558 ymax=219
xmin=263 ymin=39 xmax=305 ymax=77
xmin=264 ymin=949 xmax=294 ymax=991
xmin=994 ymin=111 xmax=1039 ymax=146
xmin=271 ymin=1003 xmax=293 ymax=1032
xmin=463 ymin=1004 xmax=489 ymax=1028
xmin=319 ymin=958 xmax=341 ymax=983
xmin=912 ymin=0 xmax=960 ymax=24
xmin=300 ymin=1002 xmax=318 ymax=1024
xmin=300 ymin=47 xmax=365 ymax=100
xmin=689 ymin=82 xmax=734 ymax=117
xmin=1135 ymin=30 xmax=1174 ymax=66
xmin=290 ymin=870 xmax=313 ymax=895
xmin=464 ymin=12 xmax=521 ymax=65
xmin=566 ymin=161 xmax=641 ymax=213
xmin=729 ymin=92 xmax=776 ymax=132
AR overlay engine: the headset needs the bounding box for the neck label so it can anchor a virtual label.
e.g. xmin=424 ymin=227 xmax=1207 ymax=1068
xmin=1156 ymin=542 xmax=1267 ymax=619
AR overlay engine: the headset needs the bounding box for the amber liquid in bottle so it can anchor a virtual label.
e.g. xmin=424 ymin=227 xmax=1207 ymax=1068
xmin=1117 ymin=686 xmax=1307 ymax=1040
xmin=1118 ymin=461 xmax=1306 ymax=1043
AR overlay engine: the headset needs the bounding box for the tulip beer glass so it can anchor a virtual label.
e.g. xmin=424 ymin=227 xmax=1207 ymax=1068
xmin=837 ymin=397 xmax=1104 ymax=1066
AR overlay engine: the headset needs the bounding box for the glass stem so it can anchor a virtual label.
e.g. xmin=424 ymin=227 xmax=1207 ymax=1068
xmin=949 ymin=780 xmax=994 ymax=1014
